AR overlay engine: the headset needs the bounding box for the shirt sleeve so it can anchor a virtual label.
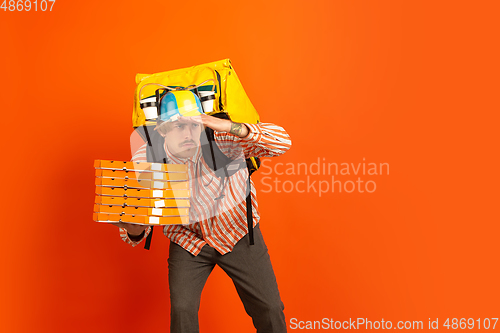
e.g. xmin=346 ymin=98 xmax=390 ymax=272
xmin=214 ymin=122 xmax=292 ymax=159
xmin=119 ymin=226 xmax=152 ymax=247
xmin=132 ymin=143 xmax=148 ymax=163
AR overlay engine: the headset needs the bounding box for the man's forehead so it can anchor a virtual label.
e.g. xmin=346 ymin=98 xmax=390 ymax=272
xmin=162 ymin=117 xmax=200 ymax=131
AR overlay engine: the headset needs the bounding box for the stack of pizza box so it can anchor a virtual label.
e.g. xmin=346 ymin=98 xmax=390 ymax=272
xmin=93 ymin=160 xmax=191 ymax=225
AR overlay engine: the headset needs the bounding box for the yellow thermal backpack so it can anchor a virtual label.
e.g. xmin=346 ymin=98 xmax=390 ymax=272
xmin=132 ymin=59 xmax=260 ymax=249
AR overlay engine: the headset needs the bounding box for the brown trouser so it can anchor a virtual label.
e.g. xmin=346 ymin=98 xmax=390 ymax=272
xmin=168 ymin=224 xmax=287 ymax=333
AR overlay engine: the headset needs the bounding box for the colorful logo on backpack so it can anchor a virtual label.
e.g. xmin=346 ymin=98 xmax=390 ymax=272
xmin=159 ymin=91 xmax=204 ymax=122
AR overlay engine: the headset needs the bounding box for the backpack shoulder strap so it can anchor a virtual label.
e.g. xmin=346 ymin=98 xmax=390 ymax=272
xmin=246 ymin=170 xmax=254 ymax=245
xmin=141 ymin=125 xmax=169 ymax=250
xmin=201 ymin=114 xmax=256 ymax=245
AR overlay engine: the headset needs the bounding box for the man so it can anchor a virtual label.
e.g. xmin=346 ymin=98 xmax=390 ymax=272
xmin=113 ymin=92 xmax=292 ymax=333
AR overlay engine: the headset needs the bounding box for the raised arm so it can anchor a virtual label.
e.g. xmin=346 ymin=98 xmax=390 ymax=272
xmin=194 ymin=114 xmax=292 ymax=159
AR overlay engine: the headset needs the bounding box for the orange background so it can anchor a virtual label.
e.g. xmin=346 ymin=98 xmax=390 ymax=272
xmin=1 ymin=1 xmax=499 ymax=332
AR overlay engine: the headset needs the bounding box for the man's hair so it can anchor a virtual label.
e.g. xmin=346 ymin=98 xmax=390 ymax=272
xmin=155 ymin=121 xmax=172 ymax=136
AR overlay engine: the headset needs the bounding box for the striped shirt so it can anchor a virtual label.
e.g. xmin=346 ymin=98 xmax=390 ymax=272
xmin=119 ymin=122 xmax=291 ymax=255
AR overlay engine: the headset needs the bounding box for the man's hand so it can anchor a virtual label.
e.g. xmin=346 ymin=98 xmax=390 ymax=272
xmin=192 ymin=114 xmax=250 ymax=138
xmin=110 ymin=222 xmax=149 ymax=236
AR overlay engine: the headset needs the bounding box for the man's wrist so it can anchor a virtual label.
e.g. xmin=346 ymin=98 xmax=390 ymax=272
xmin=229 ymin=122 xmax=249 ymax=138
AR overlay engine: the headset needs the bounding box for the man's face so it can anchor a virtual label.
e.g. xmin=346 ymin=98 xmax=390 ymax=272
xmin=159 ymin=117 xmax=203 ymax=159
